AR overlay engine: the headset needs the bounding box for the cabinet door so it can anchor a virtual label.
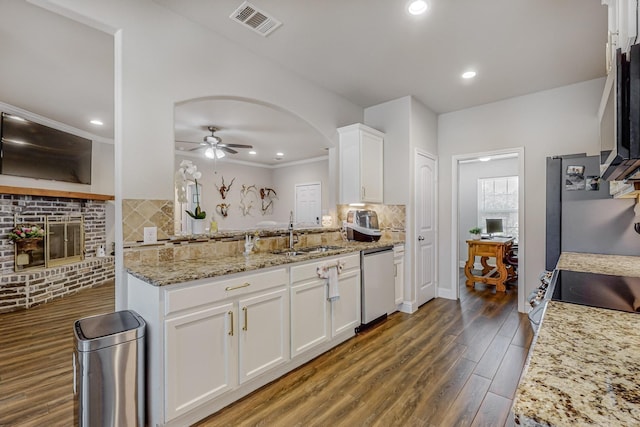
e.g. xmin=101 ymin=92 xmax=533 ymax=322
xmin=165 ymin=302 xmax=235 ymax=421
xmin=331 ymin=268 xmax=361 ymax=337
xmin=238 ymin=287 xmax=289 ymax=384
xmin=360 ymin=131 xmax=384 ymax=203
xmin=291 ymin=278 xmax=330 ymax=358
xmin=394 ymin=258 xmax=404 ymax=306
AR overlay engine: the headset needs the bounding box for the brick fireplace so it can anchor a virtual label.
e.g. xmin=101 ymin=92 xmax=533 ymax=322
xmin=0 ymin=190 xmax=115 ymax=313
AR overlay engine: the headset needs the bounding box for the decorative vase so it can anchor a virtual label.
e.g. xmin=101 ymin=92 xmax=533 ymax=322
xmin=191 ymin=219 xmax=206 ymax=235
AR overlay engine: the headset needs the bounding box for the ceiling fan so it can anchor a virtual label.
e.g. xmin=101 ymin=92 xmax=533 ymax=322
xmin=176 ymin=126 xmax=253 ymax=159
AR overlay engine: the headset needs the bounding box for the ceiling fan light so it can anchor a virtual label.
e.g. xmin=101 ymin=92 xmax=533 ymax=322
xmin=204 ymin=147 xmax=215 ymax=159
xmin=215 ymin=149 xmax=226 ymax=159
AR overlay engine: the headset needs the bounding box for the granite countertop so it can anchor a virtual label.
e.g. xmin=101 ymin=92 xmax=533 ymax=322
xmin=513 ymin=252 xmax=640 ymax=426
xmin=126 ymin=239 xmax=402 ymax=287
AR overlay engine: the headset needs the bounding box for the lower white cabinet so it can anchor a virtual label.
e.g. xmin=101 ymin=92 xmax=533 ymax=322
xmin=163 ymin=269 xmax=289 ymax=421
xmin=165 ymin=302 xmax=236 ymax=420
xmin=238 ymin=287 xmax=289 ymax=384
xmin=291 ymin=278 xmax=330 ymax=357
xmin=290 ymin=253 xmax=360 ymax=358
xmin=331 ymin=267 xmax=361 ymax=337
xmin=127 ymin=252 xmax=363 ymax=426
xmin=394 ymin=245 xmax=405 ymax=307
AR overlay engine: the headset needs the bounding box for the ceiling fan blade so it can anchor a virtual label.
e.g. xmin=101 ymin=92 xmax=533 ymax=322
xmin=218 ymin=143 xmax=253 ymax=149
xmin=188 ymin=146 xmax=205 ymax=152
xmin=219 ymin=146 xmax=238 ymax=154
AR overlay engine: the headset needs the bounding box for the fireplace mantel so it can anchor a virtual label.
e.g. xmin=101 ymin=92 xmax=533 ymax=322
xmin=0 ymin=186 xmax=114 ymax=201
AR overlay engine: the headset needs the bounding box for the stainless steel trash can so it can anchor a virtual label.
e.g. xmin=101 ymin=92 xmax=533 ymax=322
xmin=73 ymin=310 xmax=146 ymax=427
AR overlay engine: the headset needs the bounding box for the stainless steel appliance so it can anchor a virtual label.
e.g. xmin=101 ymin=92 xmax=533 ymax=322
xmin=345 ymin=209 xmax=382 ymax=242
xmin=357 ymin=246 xmax=394 ymax=332
xmin=73 ymin=310 xmax=146 ymax=427
xmin=528 ymin=269 xmax=640 ymax=332
xmin=552 ymin=270 xmax=640 ymax=312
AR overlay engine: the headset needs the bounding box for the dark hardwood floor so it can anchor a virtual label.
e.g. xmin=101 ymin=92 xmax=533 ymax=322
xmin=0 ymin=272 xmax=532 ymax=427
xmin=197 ymin=272 xmax=532 ymax=427
xmin=0 ymin=281 xmax=115 ymax=427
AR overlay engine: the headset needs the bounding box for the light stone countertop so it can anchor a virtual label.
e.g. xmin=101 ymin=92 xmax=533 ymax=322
xmin=513 ymin=252 xmax=640 ymax=426
xmin=126 ymin=239 xmax=402 ymax=286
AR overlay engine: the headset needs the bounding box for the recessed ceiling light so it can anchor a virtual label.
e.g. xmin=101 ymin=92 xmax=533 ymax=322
xmin=90 ymin=119 xmax=104 ymax=126
xmin=276 ymin=152 xmax=284 ymax=157
xmin=249 ymin=150 xmax=257 ymax=155
xmin=478 ymin=156 xmax=491 ymax=162
xmin=408 ymin=0 xmax=428 ymax=15
xmin=462 ymin=71 xmax=477 ymax=79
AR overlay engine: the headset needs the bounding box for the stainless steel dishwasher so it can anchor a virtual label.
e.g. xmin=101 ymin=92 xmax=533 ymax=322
xmin=357 ymin=246 xmax=395 ymax=332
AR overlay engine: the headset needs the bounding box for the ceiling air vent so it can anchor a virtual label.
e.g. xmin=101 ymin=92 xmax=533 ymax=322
xmin=230 ymin=1 xmax=282 ymax=37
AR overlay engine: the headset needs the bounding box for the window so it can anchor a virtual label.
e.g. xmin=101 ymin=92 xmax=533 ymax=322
xmin=478 ymin=176 xmax=519 ymax=241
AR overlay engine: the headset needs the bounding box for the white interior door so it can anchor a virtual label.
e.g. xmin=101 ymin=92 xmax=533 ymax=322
xmin=415 ymin=152 xmax=437 ymax=306
xmin=295 ymin=183 xmax=321 ymax=226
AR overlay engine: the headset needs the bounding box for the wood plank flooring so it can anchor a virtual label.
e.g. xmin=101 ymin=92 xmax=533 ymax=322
xmin=0 ymin=282 xmax=114 ymax=427
xmin=196 ymin=273 xmax=532 ymax=427
xmin=0 ymin=272 xmax=532 ymax=427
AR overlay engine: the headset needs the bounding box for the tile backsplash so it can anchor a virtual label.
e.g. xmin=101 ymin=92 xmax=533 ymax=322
xmin=122 ymin=199 xmax=174 ymax=243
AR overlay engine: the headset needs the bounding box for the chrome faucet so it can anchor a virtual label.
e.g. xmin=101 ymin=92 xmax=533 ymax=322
xmin=289 ymin=211 xmax=298 ymax=249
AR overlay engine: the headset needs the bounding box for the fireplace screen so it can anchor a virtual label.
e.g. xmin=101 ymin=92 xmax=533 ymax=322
xmin=13 ymin=215 xmax=84 ymax=271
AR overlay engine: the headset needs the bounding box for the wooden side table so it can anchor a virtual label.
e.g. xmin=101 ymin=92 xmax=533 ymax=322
xmin=464 ymin=237 xmax=515 ymax=292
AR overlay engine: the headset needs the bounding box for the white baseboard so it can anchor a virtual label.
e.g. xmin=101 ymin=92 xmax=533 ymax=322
xmin=399 ymin=301 xmax=417 ymax=313
xmin=437 ymin=287 xmax=456 ymax=300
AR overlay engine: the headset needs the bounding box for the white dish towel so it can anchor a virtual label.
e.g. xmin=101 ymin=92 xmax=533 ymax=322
xmin=317 ymin=261 xmax=344 ymax=301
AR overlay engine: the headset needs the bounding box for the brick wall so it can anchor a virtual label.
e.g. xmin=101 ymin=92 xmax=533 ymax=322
xmin=0 ymin=257 xmax=114 ymax=313
xmin=0 ymin=194 xmax=113 ymax=312
xmin=0 ymin=195 xmax=107 ymax=274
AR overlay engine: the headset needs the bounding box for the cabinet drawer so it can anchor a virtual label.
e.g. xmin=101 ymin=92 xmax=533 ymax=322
xmin=291 ymin=253 xmax=360 ymax=283
xmin=165 ymin=268 xmax=288 ymax=315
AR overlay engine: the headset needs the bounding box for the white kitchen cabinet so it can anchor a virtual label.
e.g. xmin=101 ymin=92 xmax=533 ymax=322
xmin=290 ymin=253 xmax=360 ymax=357
xmin=604 ymin=0 xmax=638 ymax=71
xmin=330 ymin=266 xmax=361 ymax=337
xmin=238 ymin=287 xmax=289 ymax=384
xmin=165 ymin=302 xmax=236 ymax=420
xmin=338 ymin=123 xmax=384 ymax=204
xmin=393 ymin=245 xmax=405 ymax=307
xmin=162 ymin=268 xmax=289 ymax=422
xmin=127 ymin=252 xmax=363 ymax=427
xmin=290 ymin=278 xmax=330 ymax=357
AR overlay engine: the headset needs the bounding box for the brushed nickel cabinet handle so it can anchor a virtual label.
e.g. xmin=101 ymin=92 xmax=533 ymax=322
xmin=242 ymin=306 xmax=248 ymax=331
xmin=228 ymin=311 xmax=234 ymax=336
xmin=226 ymin=282 xmax=250 ymax=291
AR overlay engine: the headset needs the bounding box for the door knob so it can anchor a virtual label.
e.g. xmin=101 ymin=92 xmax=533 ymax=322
xmin=417 ymin=236 xmax=424 ymax=241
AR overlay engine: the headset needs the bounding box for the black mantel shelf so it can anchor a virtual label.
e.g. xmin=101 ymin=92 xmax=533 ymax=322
xmin=0 ymin=185 xmax=114 ymax=201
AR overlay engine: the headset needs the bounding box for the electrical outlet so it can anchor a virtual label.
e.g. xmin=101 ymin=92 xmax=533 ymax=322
xmin=143 ymin=227 xmax=157 ymax=244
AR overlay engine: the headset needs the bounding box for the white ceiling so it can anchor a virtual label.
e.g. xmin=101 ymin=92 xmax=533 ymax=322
xmin=0 ymin=1 xmax=114 ymax=140
xmin=1 ymin=0 xmax=608 ymax=165
xmin=155 ymin=0 xmax=608 ymax=113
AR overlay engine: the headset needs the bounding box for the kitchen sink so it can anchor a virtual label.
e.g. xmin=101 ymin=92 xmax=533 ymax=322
xmin=299 ymin=245 xmax=343 ymax=254
xmin=271 ymin=245 xmax=343 ymax=257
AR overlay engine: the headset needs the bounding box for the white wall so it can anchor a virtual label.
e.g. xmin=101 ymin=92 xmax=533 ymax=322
xmin=272 ymin=159 xmax=330 ymax=224
xmin=175 ymin=154 xmax=330 ymax=231
xmin=365 ymin=97 xmax=411 ymax=205
xmin=458 ymin=157 xmax=519 ymax=264
xmin=364 ymin=95 xmax=438 ymax=309
xmin=438 ymin=78 xmax=605 ymax=308
xmin=46 ymin=0 xmax=363 ymax=201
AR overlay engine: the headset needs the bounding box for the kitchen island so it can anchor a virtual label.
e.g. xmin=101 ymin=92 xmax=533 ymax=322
xmin=126 ymin=236 xmax=403 ymax=427
xmin=513 ymin=252 xmax=640 ymax=426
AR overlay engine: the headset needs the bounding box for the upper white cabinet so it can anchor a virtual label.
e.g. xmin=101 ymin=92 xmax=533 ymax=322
xmin=338 ymin=123 xmax=384 ymax=204
xmin=604 ymin=0 xmax=638 ymax=72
